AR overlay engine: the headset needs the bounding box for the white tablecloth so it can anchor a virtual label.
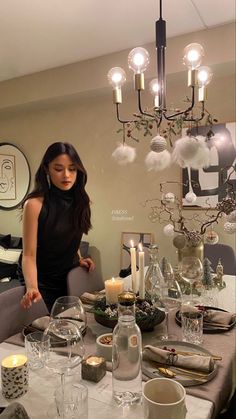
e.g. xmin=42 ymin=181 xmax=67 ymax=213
xmin=0 ymin=342 xmax=213 ymax=419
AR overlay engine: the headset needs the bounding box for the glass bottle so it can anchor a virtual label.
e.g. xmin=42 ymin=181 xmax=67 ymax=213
xmin=145 ymin=244 xmax=164 ymax=300
xmin=112 ymin=291 xmax=142 ymax=406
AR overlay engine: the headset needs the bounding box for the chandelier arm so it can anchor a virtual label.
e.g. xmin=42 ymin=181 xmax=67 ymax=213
xmin=163 ymin=86 xmax=197 ymax=121
xmin=115 ymin=103 xmax=139 ymax=124
xmin=137 ymin=90 xmax=156 ymax=119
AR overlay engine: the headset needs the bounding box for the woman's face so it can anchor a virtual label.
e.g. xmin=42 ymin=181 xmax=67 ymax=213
xmin=48 ymin=154 xmax=77 ymax=190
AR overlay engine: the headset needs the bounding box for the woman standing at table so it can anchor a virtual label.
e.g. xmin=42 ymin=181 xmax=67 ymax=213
xmin=19 ymin=141 xmax=95 ymax=311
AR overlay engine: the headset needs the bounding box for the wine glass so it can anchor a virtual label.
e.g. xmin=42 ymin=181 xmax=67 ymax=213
xmin=179 ymin=256 xmax=203 ymax=306
xmin=151 ymin=276 xmax=182 ymax=340
xmin=50 ymin=296 xmax=87 ymax=336
xmin=43 ymin=318 xmax=85 ymax=403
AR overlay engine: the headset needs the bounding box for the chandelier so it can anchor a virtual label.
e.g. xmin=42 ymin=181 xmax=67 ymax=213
xmin=107 ymin=0 xmax=214 ymax=171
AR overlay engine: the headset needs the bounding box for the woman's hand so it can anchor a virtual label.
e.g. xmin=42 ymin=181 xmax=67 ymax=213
xmin=79 ymin=257 xmax=95 ymax=272
xmin=21 ymin=287 xmax=42 ymax=309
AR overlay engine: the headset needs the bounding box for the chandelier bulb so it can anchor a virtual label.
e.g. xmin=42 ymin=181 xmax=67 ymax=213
xmin=183 ymin=43 xmax=204 ymax=70
xmin=107 ymin=67 xmax=126 ymax=88
xmin=197 ymin=66 xmax=213 ymax=87
xmin=128 ymin=47 xmax=150 ymax=74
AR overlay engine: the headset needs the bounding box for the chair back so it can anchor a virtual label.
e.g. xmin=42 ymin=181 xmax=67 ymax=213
xmin=204 ymin=243 xmax=236 ymax=275
xmin=67 ymin=266 xmax=104 ymax=297
xmin=0 ymin=286 xmax=49 ymax=343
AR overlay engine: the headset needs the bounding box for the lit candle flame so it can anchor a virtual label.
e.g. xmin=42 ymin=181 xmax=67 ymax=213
xmin=138 ymin=243 xmax=143 ymax=252
xmin=130 ymin=240 xmax=134 ymax=248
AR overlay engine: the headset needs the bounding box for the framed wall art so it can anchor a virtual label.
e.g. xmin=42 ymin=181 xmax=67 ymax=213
xmin=182 ymin=122 xmax=236 ymax=209
xmin=0 ymin=143 xmax=31 ymax=210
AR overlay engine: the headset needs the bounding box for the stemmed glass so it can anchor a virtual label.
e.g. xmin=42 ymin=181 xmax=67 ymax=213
xmin=179 ymin=256 xmax=203 ymax=305
xmin=50 ymin=295 xmax=87 ymax=336
xmin=151 ymin=271 xmax=182 ymax=340
xmin=43 ymin=318 xmax=85 ymax=418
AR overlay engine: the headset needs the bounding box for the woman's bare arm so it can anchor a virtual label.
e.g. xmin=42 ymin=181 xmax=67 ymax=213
xmin=21 ymin=197 xmax=43 ymax=308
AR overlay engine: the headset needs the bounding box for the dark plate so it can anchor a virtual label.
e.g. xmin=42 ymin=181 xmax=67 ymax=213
xmin=175 ymin=306 xmax=236 ymax=333
xmin=94 ymin=308 xmax=165 ymax=332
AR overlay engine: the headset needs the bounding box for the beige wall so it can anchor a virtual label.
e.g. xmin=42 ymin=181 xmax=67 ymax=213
xmin=0 ymin=23 xmax=235 ymax=280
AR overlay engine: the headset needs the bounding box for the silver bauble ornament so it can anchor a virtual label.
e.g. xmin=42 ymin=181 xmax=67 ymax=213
xmin=227 ymin=210 xmax=236 ymax=223
xmin=185 ymin=191 xmax=197 ymax=203
xmin=224 ymin=222 xmax=236 ymax=234
xmin=173 ymin=235 xmax=186 ymax=249
xmin=205 ymin=230 xmax=219 ymax=245
xmin=150 ymin=135 xmax=167 ymax=153
xmin=163 ymin=224 xmax=175 ymax=237
xmin=163 ymin=192 xmax=175 ymax=204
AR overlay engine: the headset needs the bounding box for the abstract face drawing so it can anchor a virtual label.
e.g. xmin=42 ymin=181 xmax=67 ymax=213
xmin=0 ymin=155 xmax=16 ymax=199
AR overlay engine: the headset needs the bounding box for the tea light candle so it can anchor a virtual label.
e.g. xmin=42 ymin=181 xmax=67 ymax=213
xmin=1 ymin=354 xmax=28 ymax=399
xmin=130 ymin=240 xmax=137 ymax=293
xmin=82 ymin=355 xmax=106 ymax=382
xmin=138 ymin=243 xmax=145 ymax=299
xmin=105 ymin=277 xmax=124 ymax=305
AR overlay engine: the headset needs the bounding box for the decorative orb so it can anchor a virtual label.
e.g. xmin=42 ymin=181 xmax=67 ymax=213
xmin=224 ymin=222 xmax=236 ymax=234
xmin=227 ymin=210 xmax=236 ymax=223
xmin=205 ymin=230 xmax=219 ymax=245
xmin=150 ymin=135 xmax=167 ymax=153
xmin=163 ymin=224 xmax=175 ymax=237
xmin=162 ymin=192 xmax=175 ymax=204
xmin=145 ymin=149 xmax=171 ymax=171
xmin=173 ymin=235 xmax=186 ymax=249
xmin=112 ymin=143 xmax=136 ymax=165
xmin=178 ymin=136 xmax=199 ymax=160
xmin=185 ymin=191 xmax=197 ymax=203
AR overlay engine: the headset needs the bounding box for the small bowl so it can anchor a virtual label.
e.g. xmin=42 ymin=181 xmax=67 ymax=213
xmin=96 ymin=333 xmax=113 ymax=361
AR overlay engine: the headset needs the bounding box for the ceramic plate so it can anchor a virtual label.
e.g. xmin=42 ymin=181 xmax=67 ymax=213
xmin=175 ymin=306 xmax=236 ymax=333
xmin=142 ymin=340 xmax=218 ymax=387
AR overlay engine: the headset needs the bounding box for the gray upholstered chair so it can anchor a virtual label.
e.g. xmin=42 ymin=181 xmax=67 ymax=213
xmin=204 ymin=243 xmax=236 ymax=275
xmin=0 ymin=286 xmax=49 ymax=343
xmin=67 ymin=266 xmax=104 ymax=297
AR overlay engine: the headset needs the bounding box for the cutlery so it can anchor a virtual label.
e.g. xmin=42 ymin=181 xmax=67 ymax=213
xmin=175 ymin=350 xmax=222 ymax=361
xmin=155 ymin=367 xmax=207 ymax=382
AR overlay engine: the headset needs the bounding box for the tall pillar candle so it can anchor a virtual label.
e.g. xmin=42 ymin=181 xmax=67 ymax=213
xmin=130 ymin=240 xmax=137 ymax=293
xmin=138 ymin=243 xmax=145 ymax=299
xmin=105 ymin=277 xmax=124 ymax=305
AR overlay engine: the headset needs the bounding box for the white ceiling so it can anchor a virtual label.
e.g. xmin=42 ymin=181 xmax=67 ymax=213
xmin=0 ymin=0 xmax=235 ymax=82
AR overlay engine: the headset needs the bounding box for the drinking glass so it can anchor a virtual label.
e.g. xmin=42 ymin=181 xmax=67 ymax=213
xmin=152 ymin=277 xmax=182 ymax=339
xmin=43 ymin=318 xmax=85 ymax=398
xmin=50 ymin=296 xmax=87 ymax=336
xmin=179 ymin=256 xmax=203 ymax=305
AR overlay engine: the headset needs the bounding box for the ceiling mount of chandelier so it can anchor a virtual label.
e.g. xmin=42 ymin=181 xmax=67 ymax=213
xmin=107 ymin=0 xmax=213 ymax=130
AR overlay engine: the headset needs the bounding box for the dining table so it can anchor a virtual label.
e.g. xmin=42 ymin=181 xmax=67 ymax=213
xmin=0 ymin=274 xmax=235 ymax=418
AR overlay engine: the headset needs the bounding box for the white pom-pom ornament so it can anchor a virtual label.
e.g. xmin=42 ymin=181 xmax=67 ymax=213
xmin=112 ymin=143 xmax=136 ymax=165
xmin=163 ymin=224 xmax=175 ymax=237
xmin=150 ymin=135 xmax=167 ymax=152
xmin=185 ymin=191 xmax=197 ymax=203
xmin=145 ymin=149 xmax=171 ymax=171
xmin=172 ymin=135 xmax=210 ymax=169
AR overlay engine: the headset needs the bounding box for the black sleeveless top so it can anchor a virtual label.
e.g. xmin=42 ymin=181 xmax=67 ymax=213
xmin=18 ymin=185 xmax=82 ymax=291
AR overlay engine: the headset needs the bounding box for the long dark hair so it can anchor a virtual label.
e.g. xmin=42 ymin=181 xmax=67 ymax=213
xmin=23 ymin=142 xmax=92 ymax=234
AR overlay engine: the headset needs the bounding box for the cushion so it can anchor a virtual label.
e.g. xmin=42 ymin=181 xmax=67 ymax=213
xmin=0 ymin=262 xmax=18 ymax=280
xmin=0 ymin=234 xmax=22 ymax=249
xmin=0 ymin=234 xmax=11 ymax=249
xmin=0 ymin=247 xmax=22 ymax=264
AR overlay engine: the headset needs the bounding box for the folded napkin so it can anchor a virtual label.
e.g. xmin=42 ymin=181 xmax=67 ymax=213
xmin=204 ymin=310 xmax=234 ymax=325
xmin=181 ymin=305 xmax=234 ymax=325
xmin=31 ymin=315 xmax=50 ymax=331
xmin=143 ymin=345 xmax=214 ymax=373
xmin=80 ymin=291 xmax=105 ymax=305
xmin=0 ymin=403 xmax=30 ymax=419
